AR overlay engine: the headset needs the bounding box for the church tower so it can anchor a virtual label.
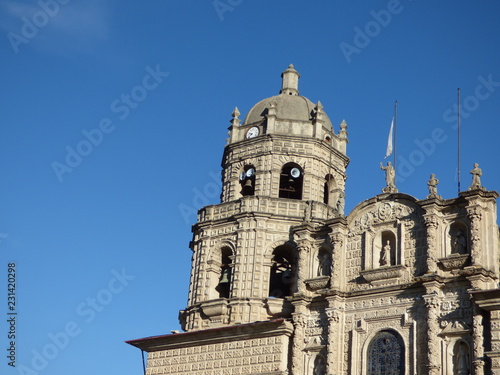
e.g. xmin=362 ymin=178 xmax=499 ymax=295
xmin=128 ymin=66 xmax=500 ymax=375
xmin=180 ymin=64 xmax=348 ymax=332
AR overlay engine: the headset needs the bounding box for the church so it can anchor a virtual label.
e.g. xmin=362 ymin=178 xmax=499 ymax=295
xmin=127 ymin=65 xmax=500 ymax=375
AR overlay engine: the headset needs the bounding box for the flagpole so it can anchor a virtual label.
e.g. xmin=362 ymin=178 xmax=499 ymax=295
xmin=457 ymin=88 xmax=461 ymax=194
xmin=394 ymin=100 xmax=398 ymax=178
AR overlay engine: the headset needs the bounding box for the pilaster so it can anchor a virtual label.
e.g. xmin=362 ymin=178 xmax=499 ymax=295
xmin=423 ymin=283 xmax=443 ymax=375
xmin=291 ymin=301 xmax=308 ymax=375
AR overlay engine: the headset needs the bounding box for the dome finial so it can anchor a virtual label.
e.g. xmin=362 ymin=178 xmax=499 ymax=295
xmin=280 ymin=64 xmax=300 ymax=96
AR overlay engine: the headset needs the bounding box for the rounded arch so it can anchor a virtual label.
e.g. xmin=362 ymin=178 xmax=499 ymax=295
xmin=279 ymin=162 xmax=304 ymax=200
xmin=315 ymin=246 xmax=331 ymax=277
xmin=239 ymin=164 xmax=256 ymax=197
xmin=365 ymin=329 xmax=405 ymax=375
xmin=447 ymin=221 xmax=469 ymax=256
xmin=308 ymin=353 xmax=327 ymax=375
xmin=208 ymin=241 xmax=236 ymax=299
xmin=452 ymin=339 xmax=471 ymax=375
xmin=268 ymin=242 xmax=297 ymax=298
xmin=373 ymin=230 xmax=397 ymax=267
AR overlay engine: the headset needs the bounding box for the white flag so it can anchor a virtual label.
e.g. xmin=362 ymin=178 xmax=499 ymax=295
xmin=385 ymin=118 xmax=394 ymax=158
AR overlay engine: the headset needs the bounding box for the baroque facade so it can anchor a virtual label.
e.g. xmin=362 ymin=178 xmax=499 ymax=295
xmin=127 ymin=65 xmax=500 ymax=374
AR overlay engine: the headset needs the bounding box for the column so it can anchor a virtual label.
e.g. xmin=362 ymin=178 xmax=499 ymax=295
xmin=467 ymin=207 xmax=482 ymax=266
xmin=329 ymin=232 xmax=343 ymax=290
xmin=423 ymin=293 xmax=441 ymax=375
xmin=296 ymin=240 xmax=311 ymax=294
xmin=291 ymin=309 xmax=307 ymax=375
xmin=325 ymin=302 xmax=341 ymax=375
xmin=423 ymin=214 xmax=439 ymax=273
xmin=472 ymin=305 xmax=485 ymax=374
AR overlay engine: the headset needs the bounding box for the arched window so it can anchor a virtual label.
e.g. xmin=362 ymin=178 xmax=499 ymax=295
xmin=453 ymin=340 xmax=470 ymax=375
xmin=269 ymin=245 xmax=296 ymax=297
xmin=367 ymin=330 xmax=404 ymax=375
xmin=239 ymin=165 xmax=256 ymax=197
xmin=216 ymin=247 xmax=233 ymax=298
xmin=449 ymin=222 xmax=468 ymax=255
xmin=279 ymin=163 xmax=303 ymax=200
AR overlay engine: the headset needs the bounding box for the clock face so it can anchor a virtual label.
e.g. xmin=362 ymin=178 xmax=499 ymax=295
xmin=246 ymin=126 xmax=260 ymax=139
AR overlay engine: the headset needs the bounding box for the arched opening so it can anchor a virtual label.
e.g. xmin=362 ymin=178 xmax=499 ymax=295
xmin=240 ymin=165 xmax=256 ymax=197
xmin=449 ymin=222 xmax=468 ymax=255
xmin=453 ymin=340 xmax=470 ymax=375
xmin=215 ymin=247 xmax=233 ymax=298
xmin=323 ymin=174 xmax=336 ymax=205
xmin=279 ymin=163 xmax=303 ymax=200
xmin=367 ymin=330 xmax=404 ymax=375
xmin=269 ymin=245 xmax=296 ymax=297
xmin=380 ymin=231 xmax=397 ymax=267
xmin=316 ymin=248 xmax=331 ymax=277
xmin=313 ymin=354 xmax=326 ymax=375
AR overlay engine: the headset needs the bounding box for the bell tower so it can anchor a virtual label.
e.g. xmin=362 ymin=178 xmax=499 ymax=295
xmin=180 ymin=65 xmax=349 ymax=331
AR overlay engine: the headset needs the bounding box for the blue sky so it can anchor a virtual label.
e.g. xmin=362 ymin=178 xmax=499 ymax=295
xmin=1 ymin=1 xmax=499 ymax=374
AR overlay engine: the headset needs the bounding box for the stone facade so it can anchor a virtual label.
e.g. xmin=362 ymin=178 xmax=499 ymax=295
xmin=128 ymin=66 xmax=500 ymax=375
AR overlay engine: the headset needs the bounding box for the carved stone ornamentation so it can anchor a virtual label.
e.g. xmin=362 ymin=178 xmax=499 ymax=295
xmin=438 ymin=254 xmax=470 ymax=270
xmin=423 ymin=214 xmax=439 ymax=273
xmin=424 ymin=293 xmax=442 ymax=373
xmin=467 ymin=207 xmax=482 ymax=265
xmin=305 ymin=276 xmax=330 ymax=291
xmin=360 ymin=265 xmax=405 ymax=284
xmin=291 ymin=313 xmax=308 ymax=375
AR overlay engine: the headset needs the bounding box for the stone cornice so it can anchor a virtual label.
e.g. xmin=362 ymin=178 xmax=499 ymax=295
xmin=126 ymin=319 xmax=293 ymax=352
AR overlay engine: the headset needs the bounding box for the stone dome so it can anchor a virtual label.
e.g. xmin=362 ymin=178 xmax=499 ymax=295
xmin=242 ymin=64 xmax=333 ymax=130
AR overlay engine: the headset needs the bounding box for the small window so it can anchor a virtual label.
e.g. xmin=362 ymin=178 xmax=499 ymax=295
xmin=279 ymin=163 xmax=303 ymax=200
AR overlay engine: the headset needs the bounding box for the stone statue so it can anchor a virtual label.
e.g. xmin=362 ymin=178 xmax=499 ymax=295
xmin=451 ymin=229 xmax=467 ymax=254
xmin=336 ymin=191 xmax=345 ymax=215
xmin=469 ymin=163 xmax=482 ymax=190
xmin=317 ymin=252 xmax=331 ymax=277
xmin=456 ymin=342 xmax=470 ymax=375
xmin=380 ymin=240 xmax=391 ymax=266
xmin=380 ymin=162 xmax=397 ymax=193
xmin=427 ymin=174 xmax=440 ymax=198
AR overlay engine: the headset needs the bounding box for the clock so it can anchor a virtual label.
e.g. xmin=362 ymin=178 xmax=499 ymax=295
xmin=246 ymin=126 xmax=260 ymax=139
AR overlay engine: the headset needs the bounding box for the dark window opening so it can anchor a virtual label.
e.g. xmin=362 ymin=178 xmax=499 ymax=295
xmin=279 ymin=163 xmax=303 ymax=200
xmin=216 ymin=247 xmax=233 ymax=298
xmin=269 ymin=245 xmax=296 ymax=297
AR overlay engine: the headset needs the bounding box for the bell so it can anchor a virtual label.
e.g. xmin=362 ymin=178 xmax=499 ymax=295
xmin=219 ymin=267 xmax=230 ymax=284
xmin=244 ymin=179 xmax=253 ymax=188
xmin=282 ymin=269 xmax=292 ymax=281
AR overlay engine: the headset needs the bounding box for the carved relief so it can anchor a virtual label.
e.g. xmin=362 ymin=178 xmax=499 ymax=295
xmin=351 ymin=202 xmax=415 ymax=235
